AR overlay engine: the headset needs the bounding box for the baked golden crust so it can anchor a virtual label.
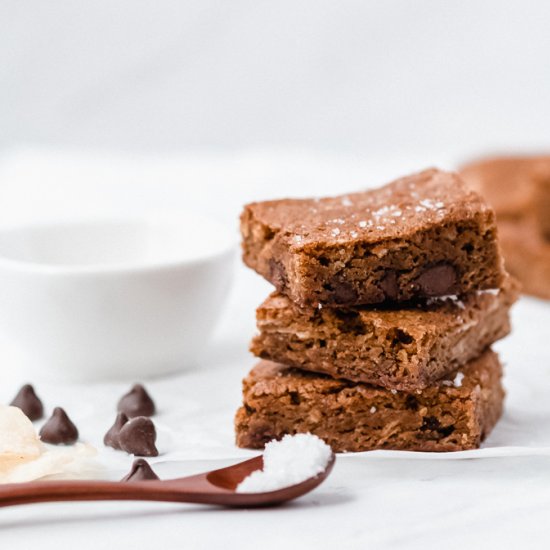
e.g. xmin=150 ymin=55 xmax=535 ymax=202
xmin=241 ymin=168 xmax=505 ymax=307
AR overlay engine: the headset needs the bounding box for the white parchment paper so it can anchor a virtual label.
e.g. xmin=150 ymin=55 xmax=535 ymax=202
xmin=0 ymin=149 xmax=548 ymax=550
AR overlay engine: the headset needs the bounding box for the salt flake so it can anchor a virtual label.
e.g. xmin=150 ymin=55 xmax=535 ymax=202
xmin=453 ymin=372 xmax=464 ymax=387
xmin=341 ymin=196 xmax=353 ymax=207
xmin=236 ymin=434 xmax=332 ymax=493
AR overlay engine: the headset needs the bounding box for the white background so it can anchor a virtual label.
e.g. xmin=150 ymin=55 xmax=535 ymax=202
xmin=1 ymin=0 xmax=550 ymax=158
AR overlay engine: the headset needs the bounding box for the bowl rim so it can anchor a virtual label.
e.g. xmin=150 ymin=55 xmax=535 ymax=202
xmin=0 ymin=211 xmax=237 ymax=275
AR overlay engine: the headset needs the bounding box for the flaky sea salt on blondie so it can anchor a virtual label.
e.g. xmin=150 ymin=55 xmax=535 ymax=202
xmin=241 ymin=168 xmax=505 ymax=307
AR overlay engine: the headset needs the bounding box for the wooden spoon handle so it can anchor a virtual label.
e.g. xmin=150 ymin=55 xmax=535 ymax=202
xmin=0 ymin=478 xmax=226 ymax=508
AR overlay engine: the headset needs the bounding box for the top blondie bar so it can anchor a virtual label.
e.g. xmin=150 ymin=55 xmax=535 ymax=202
xmin=241 ymin=168 xmax=505 ymax=307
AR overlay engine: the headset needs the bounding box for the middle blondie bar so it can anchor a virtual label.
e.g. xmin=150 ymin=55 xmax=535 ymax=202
xmin=251 ymin=281 xmax=517 ymax=391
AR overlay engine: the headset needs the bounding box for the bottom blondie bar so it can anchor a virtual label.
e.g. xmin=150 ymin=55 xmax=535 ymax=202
xmin=235 ymin=349 xmax=503 ymax=452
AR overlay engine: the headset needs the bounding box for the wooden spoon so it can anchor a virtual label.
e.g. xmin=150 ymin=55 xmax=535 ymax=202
xmin=0 ymin=453 xmax=335 ymax=508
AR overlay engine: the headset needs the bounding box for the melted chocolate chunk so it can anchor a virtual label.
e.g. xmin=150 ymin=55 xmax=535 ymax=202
xmin=420 ymin=415 xmax=455 ymax=439
xmin=421 ymin=416 xmax=441 ymax=431
xmin=289 ymin=391 xmax=301 ymax=405
xmin=268 ymin=259 xmax=288 ymax=290
xmin=334 ymin=309 xmax=367 ymax=334
xmin=121 ymin=458 xmax=160 ymax=482
xmin=117 ymin=384 xmax=156 ymax=418
xmin=118 ymin=416 xmax=159 ymax=457
xmin=328 ymin=281 xmax=358 ymax=304
xmin=10 ymin=384 xmax=44 ymax=421
xmin=39 ymin=407 xmax=79 ymax=445
xmin=405 ymin=394 xmax=419 ymax=410
xmin=103 ymin=412 xmax=129 ymax=450
xmin=413 ymin=264 xmax=457 ymax=297
xmin=379 ymin=270 xmax=398 ymax=300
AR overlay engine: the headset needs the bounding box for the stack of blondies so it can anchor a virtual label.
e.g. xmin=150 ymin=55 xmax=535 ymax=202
xmin=235 ymin=168 xmax=517 ymax=452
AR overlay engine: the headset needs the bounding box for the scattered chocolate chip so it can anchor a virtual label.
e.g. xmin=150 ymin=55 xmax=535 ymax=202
xmin=121 ymin=459 xmax=160 ymax=482
xmin=117 ymin=384 xmax=156 ymax=418
xmin=118 ymin=416 xmax=159 ymax=457
xmin=413 ymin=263 xmax=457 ymax=297
xmin=379 ymin=270 xmax=398 ymax=300
xmin=39 ymin=407 xmax=79 ymax=445
xmin=104 ymin=412 xmax=129 ymax=450
xmin=10 ymin=384 xmax=44 ymax=421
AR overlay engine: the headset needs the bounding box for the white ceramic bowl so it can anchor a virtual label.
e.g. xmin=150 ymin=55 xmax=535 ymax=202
xmin=0 ymin=213 xmax=236 ymax=381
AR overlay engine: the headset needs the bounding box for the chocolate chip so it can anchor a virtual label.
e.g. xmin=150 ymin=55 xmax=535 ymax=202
xmin=329 ymin=281 xmax=358 ymax=304
xmin=104 ymin=412 xmax=129 ymax=450
xmin=10 ymin=384 xmax=44 ymax=421
xmin=334 ymin=309 xmax=366 ymax=334
xmin=388 ymin=328 xmax=414 ymax=345
xmin=289 ymin=391 xmax=301 ymax=405
xmin=246 ymin=424 xmax=275 ymax=448
xmin=121 ymin=459 xmax=159 ymax=482
xmin=421 ymin=416 xmax=441 ymax=431
xmin=39 ymin=407 xmax=79 ymax=445
xmin=379 ymin=270 xmax=398 ymax=300
xmin=437 ymin=425 xmax=455 ymax=438
xmin=420 ymin=416 xmax=455 ymax=439
xmin=268 ymin=259 xmax=288 ymax=290
xmin=118 ymin=416 xmax=159 ymax=457
xmin=405 ymin=394 xmax=419 ymax=410
xmin=117 ymin=384 xmax=156 ymax=418
xmin=413 ymin=263 xmax=457 ymax=297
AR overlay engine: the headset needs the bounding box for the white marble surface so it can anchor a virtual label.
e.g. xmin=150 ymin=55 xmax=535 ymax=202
xmin=0 ymin=150 xmax=549 ymax=549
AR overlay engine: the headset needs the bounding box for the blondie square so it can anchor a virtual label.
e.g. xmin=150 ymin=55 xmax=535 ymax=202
xmin=461 ymin=155 xmax=550 ymax=229
xmin=235 ymin=350 xmax=504 ymax=453
xmin=250 ymin=281 xmax=517 ymax=390
xmin=461 ymin=155 xmax=550 ymax=299
xmin=499 ymin=217 xmax=550 ymax=300
xmin=460 ymin=156 xmax=544 ymax=219
xmin=533 ymin=168 xmax=550 ymax=240
xmin=241 ymin=168 xmax=505 ymax=307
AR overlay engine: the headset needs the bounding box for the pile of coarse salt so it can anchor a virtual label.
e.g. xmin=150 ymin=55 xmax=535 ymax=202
xmin=236 ymin=433 xmax=333 ymax=493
